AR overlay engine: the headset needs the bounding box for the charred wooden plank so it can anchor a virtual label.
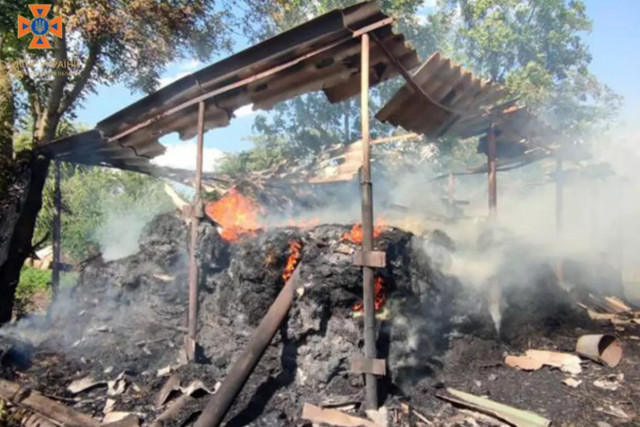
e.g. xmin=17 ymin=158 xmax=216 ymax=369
xmin=0 ymin=379 xmax=99 ymax=427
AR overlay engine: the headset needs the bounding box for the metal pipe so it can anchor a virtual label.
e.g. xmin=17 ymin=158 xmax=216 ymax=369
xmin=186 ymin=101 xmax=205 ymax=360
xmin=360 ymin=33 xmax=378 ymax=411
xmin=51 ymin=159 xmax=61 ymax=294
xmin=487 ymin=123 xmax=497 ymax=218
xmin=194 ymin=265 xmax=303 ymax=427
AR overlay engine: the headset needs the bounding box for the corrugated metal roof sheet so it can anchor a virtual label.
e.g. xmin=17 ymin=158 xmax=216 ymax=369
xmin=376 ymin=52 xmax=508 ymax=138
xmin=376 ymin=51 xmax=552 ymax=168
xmin=41 ymin=1 xmax=419 ymax=173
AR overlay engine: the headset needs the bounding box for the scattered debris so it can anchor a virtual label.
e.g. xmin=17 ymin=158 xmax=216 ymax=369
xmin=335 ymin=244 xmax=354 ymax=255
xmin=596 ymin=405 xmax=633 ymax=421
xmin=103 ymin=412 xmax=140 ymax=426
xmin=438 ymin=388 xmax=551 ymax=427
xmin=459 ymin=409 xmax=510 ymax=426
xmin=150 ymin=395 xmax=194 ymax=427
xmin=154 ymin=374 xmax=217 ymax=411
xmin=579 ymin=300 xmax=640 ymax=326
xmin=67 ymin=376 xmax=105 ymax=394
xmin=0 ymin=379 xmax=100 ymax=427
xmin=157 ymin=365 xmax=172 ymax=377
xmin=593 ymin=374 xmax=624 ymax=391
xmin=505 ymin=355 xmax=543 ymax=371
xmin=320 ymin=397 xmax=360 ymax=409
xmin=576 ymin=334 xmax=623 ymax=367
xmin=104 ymin=398 xmax=116 ymax=414
xmin=505 ymin=349 xmax=582 ymax=374
xmin=365 ymin=406 xmax=388 ymax=427
xmin=604 ymin=296 xmax=632 ymax=313
xmin=179 ymin=379 xmax=217 ymax=396
xmin=152 ymin=273 xmax=173 ymax=282
xmin=301 ymin=403 xmax=379 ymax=427
xmin=562 ymin=378 xmax=582 ymax=388
xmin=107 ymin=372 xmax=128 ymax=396
xmin=155 ymin=374 xmax=180 ymax=408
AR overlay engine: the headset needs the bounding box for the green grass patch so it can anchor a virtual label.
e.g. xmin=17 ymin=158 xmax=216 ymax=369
xmin=15 ymin=266 xmax=51 ymax=316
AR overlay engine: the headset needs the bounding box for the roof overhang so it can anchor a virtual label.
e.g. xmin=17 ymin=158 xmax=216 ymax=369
xmin=41 ymin=1 xmax=419 ymax=174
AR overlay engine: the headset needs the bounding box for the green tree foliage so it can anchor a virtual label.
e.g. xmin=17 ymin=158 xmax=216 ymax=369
xmin=223 ymin=0 xmax=619 ymax=175
xmin=218 ymin=134 xmax=294 ymax=175
xmin=442 ymin=0 xmax=621 ymax=138
xmin=52 ymin=167 xmax=171 ymax=262
xmin=219 ymin=0 xmax=444 ymax=174
xmin=0 ymin=0 xmax=260 ymax=323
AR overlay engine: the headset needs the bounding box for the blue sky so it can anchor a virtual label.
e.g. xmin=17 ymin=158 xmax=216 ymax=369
xmin=74 ymin=0 xmax=640 ymax=169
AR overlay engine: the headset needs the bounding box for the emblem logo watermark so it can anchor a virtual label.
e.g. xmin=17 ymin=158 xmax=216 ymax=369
xmin=18 ymin=4 xmax=63 ymax=50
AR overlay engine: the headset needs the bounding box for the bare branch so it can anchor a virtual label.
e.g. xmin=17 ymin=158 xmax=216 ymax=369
xmin=58 ymin=41 xmax=100 ymax=116
xmin=45 ymin=30 xmax=69 ymax=123
xmin=18 ymin=66 xmax=43 ymax=129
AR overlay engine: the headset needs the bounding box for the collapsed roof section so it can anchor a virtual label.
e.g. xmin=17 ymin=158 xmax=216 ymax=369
xmin=376 ymin=52 xmax=549 ymax=161
xmin=40 ymin=1 xmax=419 ymax=173
xmin=376 ymin=52 xmax=508 ymax=138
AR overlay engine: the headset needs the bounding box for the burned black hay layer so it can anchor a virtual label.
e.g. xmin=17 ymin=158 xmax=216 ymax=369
xmin=0 ymin=212 xmax=593 ymax=425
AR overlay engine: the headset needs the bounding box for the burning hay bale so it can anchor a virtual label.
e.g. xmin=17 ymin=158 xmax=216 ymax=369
xmin=0 ymin=211 xmax=620 ymax=425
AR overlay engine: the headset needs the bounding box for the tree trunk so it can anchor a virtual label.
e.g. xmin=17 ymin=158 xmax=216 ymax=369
xmin=0 ymin=62 xmax=15 ymax=201
xmin=0 ymin=154 xmax=50 ymax=324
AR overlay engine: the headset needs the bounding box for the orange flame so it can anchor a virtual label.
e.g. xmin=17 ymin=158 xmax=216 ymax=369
xmin=205 ymin=189 xmax=264 ymax=241
xmin=353 ymin=276 xmax=386 ymax=312
xmin=341 ymin=219 xmax=387 ymax=244
xmin=283 ymin=240 xmax=302 ymax=282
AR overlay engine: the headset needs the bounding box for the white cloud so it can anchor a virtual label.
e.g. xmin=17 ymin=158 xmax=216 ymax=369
xmin=179 ymin=59 xmax=203 ymax=71
xmin=422 ymin=0 xmax=437 ymax=7
xmin=158 ymin=71 xmax=191 ymax=88
xmin=157 ymin=59 xmax=204 ymax=88
xmin=152 ymin=141 xmax=225 ymax=172
xmin=234 ymin=104 xmax=257 ymax=118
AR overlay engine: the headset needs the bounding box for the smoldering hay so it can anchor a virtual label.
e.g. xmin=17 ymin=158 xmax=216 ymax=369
xmin=0 ymin=203 xmax=599 ymax=424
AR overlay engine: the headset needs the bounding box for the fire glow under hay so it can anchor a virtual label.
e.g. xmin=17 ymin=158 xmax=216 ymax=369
xmin=282 ymin=240 xmax=302 ymax=282
xmin=352 ymin=276 xmax=386 ymax=312
xmin=204 ymin=188 xmax=264 ymax=241
xmin=341 ymin=220 xmax=387 ymax=244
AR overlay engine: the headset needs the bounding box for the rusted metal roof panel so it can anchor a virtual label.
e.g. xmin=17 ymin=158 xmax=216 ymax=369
xmin=41 ymin=1 xmax=419 ymax=173
xmin=376 ymin=52 xmax=507 ymax=138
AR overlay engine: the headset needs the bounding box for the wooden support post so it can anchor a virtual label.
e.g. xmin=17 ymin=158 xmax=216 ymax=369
xmin=555 ymin=155 xmax=564 ymax=282
xmin=487 ymin=124 xmax=497 ymax=219
xmin=186 ymin=101 xmax=205 ymax=361
xmin=51 ymin=159 xmax=61 ymax=294
xmin=360 ymin=33 xmax=378 ymax=411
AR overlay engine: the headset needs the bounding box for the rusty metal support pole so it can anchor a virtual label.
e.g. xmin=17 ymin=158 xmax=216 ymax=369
xmin=186 ymin=101 xmax=205 ymax=361
xmin=487 ymin=124 xmax=497 ymax=219
xmin=51 ymin=159 xmax=61 ymax=294
xmin=555 ymin=155 xmax=564 ymax=282
xmin=360 ymin=33 xmax=378 ymax=411
xmin=194 ymin=266 xmax=303 ymax=427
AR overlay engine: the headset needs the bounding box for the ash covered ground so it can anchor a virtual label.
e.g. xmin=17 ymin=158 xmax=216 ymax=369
xmin=1 ymin=212 xmax=639 ymax=426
